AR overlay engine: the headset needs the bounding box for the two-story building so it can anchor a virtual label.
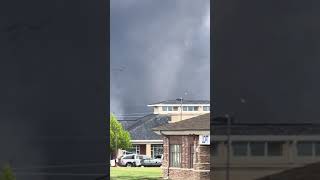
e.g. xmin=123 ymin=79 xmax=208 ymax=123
xmin=148 ymin=100 xmax=210 ymax=123
xmin=119 ymin=100 xmax=210 ymax=159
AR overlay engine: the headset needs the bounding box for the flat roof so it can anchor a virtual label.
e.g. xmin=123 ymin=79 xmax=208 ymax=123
xmin=148 ymin=100 xmax=210 ymax=106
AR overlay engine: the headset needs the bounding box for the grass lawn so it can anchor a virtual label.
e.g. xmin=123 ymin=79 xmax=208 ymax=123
xmin=110 ymin=167 xmax=162 ymax=180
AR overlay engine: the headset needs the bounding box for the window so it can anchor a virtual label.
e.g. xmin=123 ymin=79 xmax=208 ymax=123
xmin=173 ymin=106 xmax=178 ymax=111
xmin=232 ymin=142 xmax=248 ymax=156
xmin=170 ymin=145 xmax=181 ymax=167
xmin=232 ymin=141 xmax=283 ymax=157
xmin=183 ymin=106 xmax=199 ymax=111
xmin=250 ymin=142 xmax=265 ymax=156
xmin=267 ymin=142 xmax=282 ymax=156
xmin=190 ymin=145 xmax=194 ymax=168
xmin=162 ymin=106 xmax=173 ymax=111
xmin=296 ymin=141 xmax=320 ymax=156
xmin=151 ymin=144 xmax=163 ymax=159
xmin=297 ymin=142 xmax=313 ymax=156
xmin=203 ymin=106 xmax=210 ymax=111
xmin=129 ymin=145 xmax=140 ymax=154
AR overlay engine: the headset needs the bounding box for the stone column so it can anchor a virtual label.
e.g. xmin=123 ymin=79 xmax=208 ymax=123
xmin=194 ymin=137 xmax=210 ymax=180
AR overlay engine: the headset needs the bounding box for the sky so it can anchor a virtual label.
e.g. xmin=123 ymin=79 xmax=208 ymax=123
xmin=213 ymin=0 xmax=320 ymax=123
xmin=110 ymin=0 xmax=210 ymax=118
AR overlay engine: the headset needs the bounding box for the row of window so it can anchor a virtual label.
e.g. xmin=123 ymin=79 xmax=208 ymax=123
xmin=297 ymin=141 xmax=320 ymax=156
xmin=232 ymin=141 xmax=282 ymax=156
xmin=162 ymin=106 xmax=210 ymax=112
xmin=213 ymin=141 xmax=320 ymax=157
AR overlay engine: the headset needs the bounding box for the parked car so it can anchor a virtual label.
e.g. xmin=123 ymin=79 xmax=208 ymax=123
xmin=119 ymin=154 xmax=146 ymax=167
xmin=154 ymin=154 xmax=163 ymax=162
xmin=141 ymin=157 xmax=162 ymax=167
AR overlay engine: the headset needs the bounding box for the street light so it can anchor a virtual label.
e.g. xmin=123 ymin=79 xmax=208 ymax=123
xmin=176 ymin=98 xmax=183 ymax=121
xmin=224 ymin=98 xmax=245 ymax=180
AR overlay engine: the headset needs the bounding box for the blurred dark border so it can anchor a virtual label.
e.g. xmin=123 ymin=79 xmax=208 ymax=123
xmin=0 ymin=1 xmax=109 ymax=180
xmin=212 ymin=1 xmax=320 ymax=180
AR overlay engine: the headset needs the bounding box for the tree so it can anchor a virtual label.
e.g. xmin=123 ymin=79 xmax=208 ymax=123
xmin=110 ymin=113 xmax=131 ymax=158
xmin=0 ymin=164 xmax=16 ymax=180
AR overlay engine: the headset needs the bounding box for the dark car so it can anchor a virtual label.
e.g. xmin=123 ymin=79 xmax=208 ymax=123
xmin=141 ymin=157 xmax=162 ymax=167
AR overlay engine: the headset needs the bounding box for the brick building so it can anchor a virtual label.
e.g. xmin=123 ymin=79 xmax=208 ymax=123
xmin=119 ymin=100 xmax=210 ymax=158
xmin=153 ymin=113 xmax=210 ymax=180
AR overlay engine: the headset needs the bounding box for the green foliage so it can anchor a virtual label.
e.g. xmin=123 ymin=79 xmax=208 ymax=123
xmin=110 ymin=113 xmax=132 ymax=153
xmin=0 ymin=164 xmax=16 ymax=180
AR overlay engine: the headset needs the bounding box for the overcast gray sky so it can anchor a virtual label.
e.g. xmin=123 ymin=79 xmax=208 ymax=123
xmin=111 ymin=0 xmax=210 ymax=117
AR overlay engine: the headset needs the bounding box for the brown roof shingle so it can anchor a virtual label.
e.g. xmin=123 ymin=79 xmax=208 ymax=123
xmin=152 ymin=113 xmax=210 ymax=131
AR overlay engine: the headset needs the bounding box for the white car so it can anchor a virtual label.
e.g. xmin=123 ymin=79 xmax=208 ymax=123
xmin=141 ymin=157 xmax=162 ymax=167
xmin=119 ymin=154 xmax=146 ymax=167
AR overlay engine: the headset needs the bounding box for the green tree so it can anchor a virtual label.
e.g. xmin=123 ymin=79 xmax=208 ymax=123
xmin=110 ymin=113 xmax=132 ymax=158
xmin=0 ymin=164 xmax=16 ymax=180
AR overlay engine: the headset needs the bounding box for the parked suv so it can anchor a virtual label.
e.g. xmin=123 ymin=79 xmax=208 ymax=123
xmin=119 ymin=154 xmax=146 ymax=167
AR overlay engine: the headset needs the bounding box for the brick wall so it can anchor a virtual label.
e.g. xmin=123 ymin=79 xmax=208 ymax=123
xmin=162 ymin=135 xmax=211 ymax=180
xmin=162 ymin=136 xmax=169 ymax=179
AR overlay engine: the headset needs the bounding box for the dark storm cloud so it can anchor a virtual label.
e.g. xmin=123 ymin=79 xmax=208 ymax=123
xmin=111 ymin=0 xmax=210 ymax=116
xmin=214 ymin=0 xmax=320 ymax=123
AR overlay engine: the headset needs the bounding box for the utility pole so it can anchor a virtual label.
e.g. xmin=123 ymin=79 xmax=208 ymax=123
xmin=180 ymin=98 xmax=183 ymax=121
xmin=176 ymin=98 xmax=183 ymax=121
xmin=226 ymin=114 xmax=231 ymax=180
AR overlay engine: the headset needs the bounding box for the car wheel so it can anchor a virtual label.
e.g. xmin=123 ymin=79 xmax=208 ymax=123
xmin=126 ymin=163 xmax=132 ymax=167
